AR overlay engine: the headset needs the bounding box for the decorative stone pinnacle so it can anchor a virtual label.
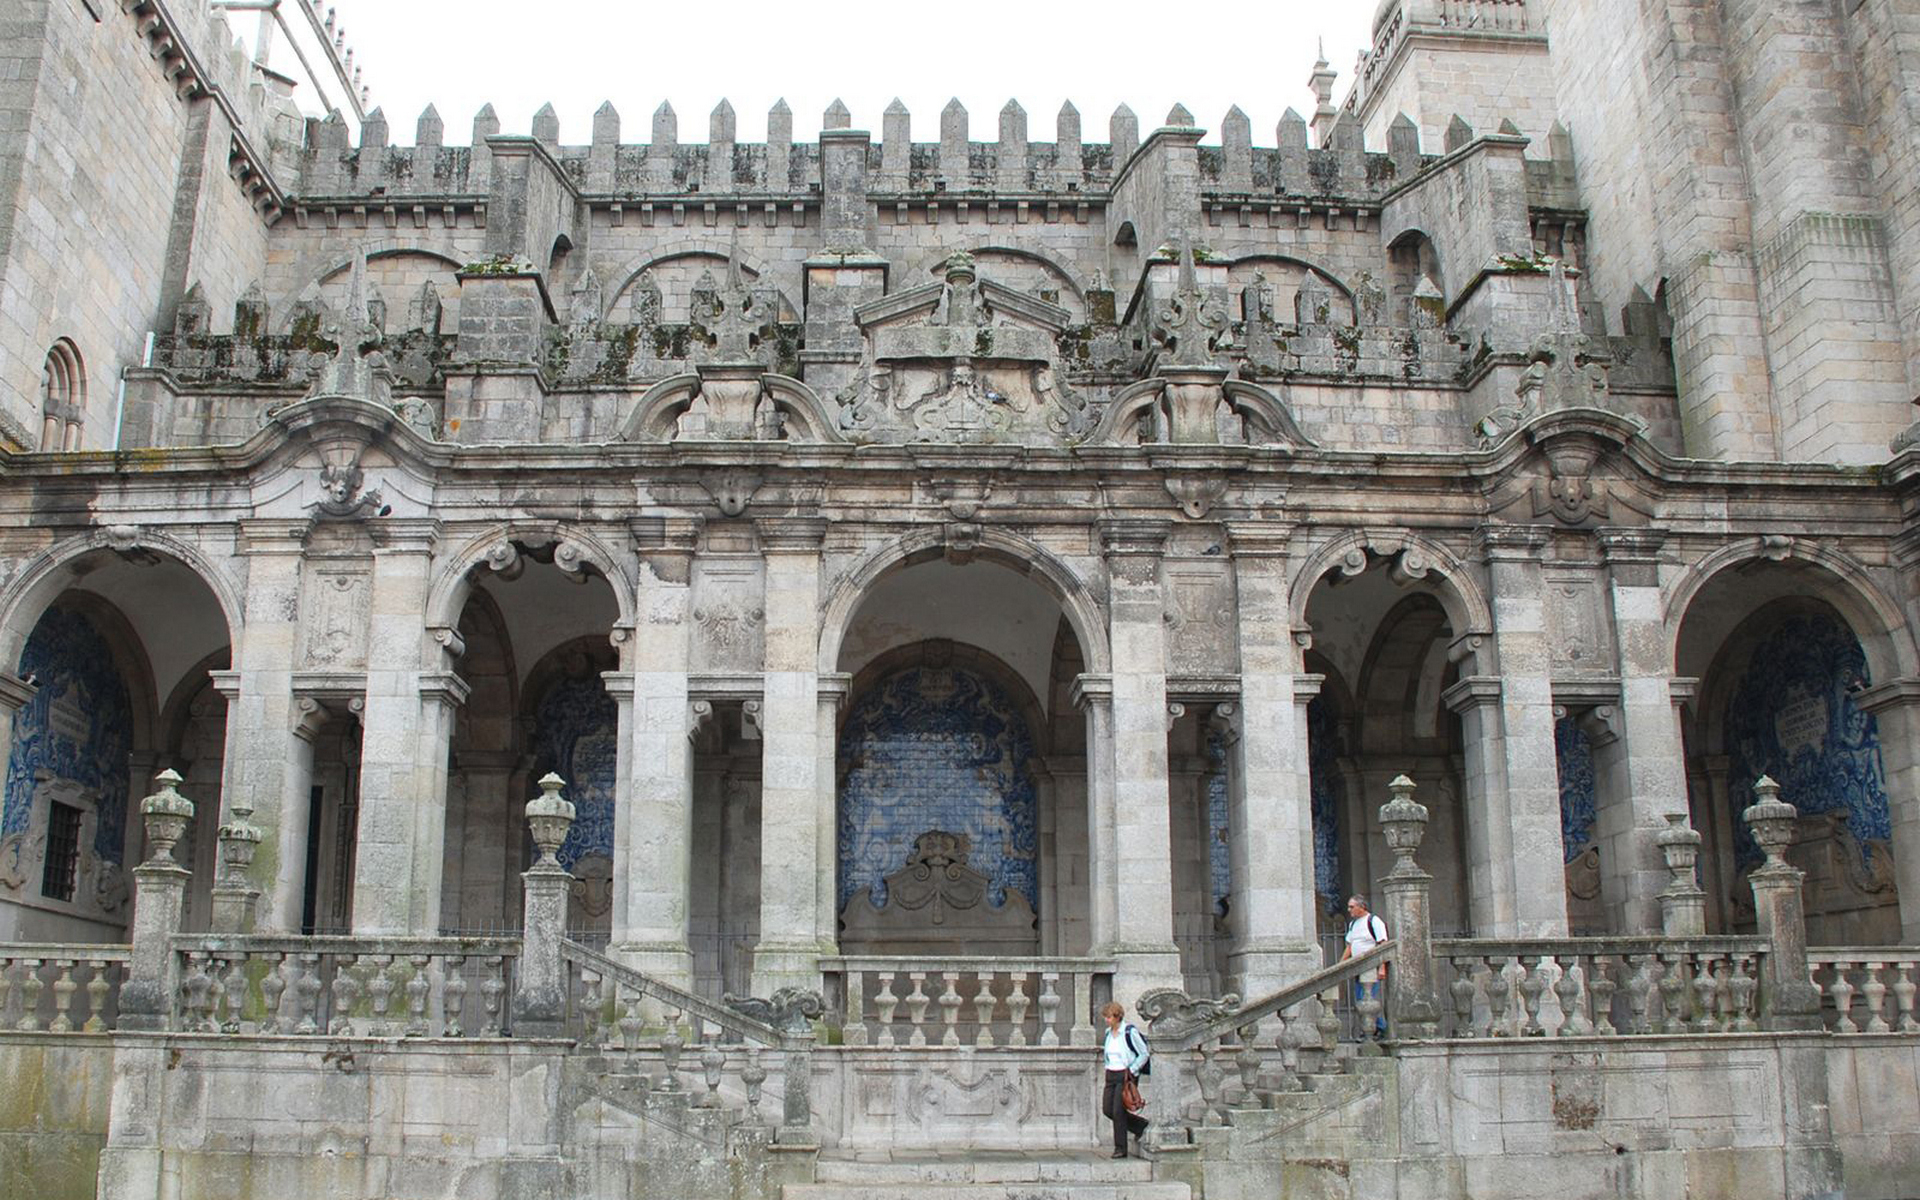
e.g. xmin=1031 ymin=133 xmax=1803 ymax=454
xmin=140 ymin=769 xmax=195 ymax=866
xmin=1655 ymin=811 xmax=1701 ymax=873
xmin=216 ymin=793 xmax=263 ymax=883
xmin=525 ymin=772 xmax=576 ymax=869
xmin=1378 ymin=773 xmax=1430 ymax=875
xmin=1742 ymin=775 xmax=1798 ymax=870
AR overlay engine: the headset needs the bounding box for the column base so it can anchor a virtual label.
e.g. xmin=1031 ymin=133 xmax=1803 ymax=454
xmin=749 ymin=941 xmax=832 ymax=999
xmin=1107 ymin=944 xmax=1185 ymax=1013
xmin=608 ymin=941 xmax=695 ymax=991
xmin=1226 ymin=941 xmax=1321 ymax=1000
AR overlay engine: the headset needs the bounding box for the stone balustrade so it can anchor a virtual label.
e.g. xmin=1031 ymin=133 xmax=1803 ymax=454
xmin=820 ymin=955 xmax=1114 ymax=1049
xmin=1809 ymin=951 xmax=1920 ymax=1034
xmin=169 ymin=934 xmax=521 ymax=1037
xmin=0 ymin=944 xmax=129 ymax=1032
xmin=1434 ymin=937 xmax=1768 ymax=1038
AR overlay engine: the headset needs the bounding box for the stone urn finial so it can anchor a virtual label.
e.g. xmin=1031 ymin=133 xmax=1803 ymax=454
xmin=216 ymin=793 xmax=263 ymax=884
xmin=1655 ymin=811 xmax=1702 ymax=880
xmin=1378 ymin=774 xmax=1429 ymax=874
xmin=525 ymin=773 xmax=575 ymax=869
xmin=139 ymin=769 xmax=195 ymax=866
xmin=1742 ymin=775 xmax=1798 ymax=870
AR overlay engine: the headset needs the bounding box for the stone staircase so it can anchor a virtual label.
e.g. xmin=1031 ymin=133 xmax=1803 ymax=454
xmin=780 ymin=1150 xmax=1192 ymax=1200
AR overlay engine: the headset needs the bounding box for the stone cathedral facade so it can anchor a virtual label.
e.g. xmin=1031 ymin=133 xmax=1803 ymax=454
xmin=3 ymin=2 xmax=1920 ymax=1198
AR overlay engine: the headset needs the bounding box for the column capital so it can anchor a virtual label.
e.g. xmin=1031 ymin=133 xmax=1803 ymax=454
xmin=632 ymin=516 xmax=703 ymax=580
xmin=0 ymin=672 xmax=37 ymax=713
xmin=419 ymin=670 xmax=471 ymax=709
xmin=1472 ymin=523 xmax=1550 ymax=562
xmin=368 ymin=517 xmax=442 ymax=554
xmin=755 ymin=516 xmax=829 ymax=552
xmin=235 ymin=519 xmax=311 ymax=555
xmin=208 ymin=669 xmax=242 ymax=701
xmin=1223 ymin=521 xmax=1294 ymax=558
xmin=1856 ymin=676 xmax=1920 ymax=715
xmin=818 ymin=671 xmax=853 ymax=703
xmin=1442 ymin=675 xmax=1503 ymax=713
xmin=1596 ymin=526 xmax=1668 ymax=564
xmin=1070 ymin=672 xmax=1114 ymax=711
xmin=1097 ymin=517 xmax=1173 ymax=557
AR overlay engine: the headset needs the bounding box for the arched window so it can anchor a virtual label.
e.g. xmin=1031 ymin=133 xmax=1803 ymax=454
xmin=40 ymin=340 xmax=85 ymax=451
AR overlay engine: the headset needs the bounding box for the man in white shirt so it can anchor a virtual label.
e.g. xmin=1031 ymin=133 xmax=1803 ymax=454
xmin=1342 ymin=894 xmax=1389 ymax=1038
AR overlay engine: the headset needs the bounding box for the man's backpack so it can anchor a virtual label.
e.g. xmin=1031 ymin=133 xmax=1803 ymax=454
xmin=1125 ymin=1023 xmax=1152 ymax=1076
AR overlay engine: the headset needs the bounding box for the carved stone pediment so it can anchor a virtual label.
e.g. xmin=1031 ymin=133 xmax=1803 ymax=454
xmin=838 ymin=253 xmax=1087 ymax=444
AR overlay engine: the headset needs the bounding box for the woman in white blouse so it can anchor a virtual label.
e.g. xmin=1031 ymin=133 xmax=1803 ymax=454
xmin=1099 ymin=1001 xmax=1151 ymax=1158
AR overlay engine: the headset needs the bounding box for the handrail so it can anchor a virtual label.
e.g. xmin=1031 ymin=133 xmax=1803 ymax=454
xmin=172 ymin=933 xmax=522 ymax=956
xmin=560 ymin=938 xmax=797 ymax=1049
xmin=0 ymin=942 xmax=132 ymax=960
xmin=1163 ymin=942 xmax=1393 ymax=1051
xmin=1435 ymin=935 xmax=1769 ymax=957
xmin=1808 ymin=947 xmax=1920 ymax=959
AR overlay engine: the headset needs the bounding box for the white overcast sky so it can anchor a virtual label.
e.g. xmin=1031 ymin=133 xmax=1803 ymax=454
xmin=259 ymin=1 xmax=1376 ymax=146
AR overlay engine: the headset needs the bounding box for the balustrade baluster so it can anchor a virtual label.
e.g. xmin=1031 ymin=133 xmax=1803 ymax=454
xmin=971 ymin=974 xmax=996 ymax=1047
xmin=1447 ymin=957 xmax=1477 ymax=1036
xmin=873 ymin=972 xmax=899 ymax=1048
xmin=617 ymin=988 xmax=642 ymax=1055
xmin=444 ymin=956 xmax=470 ymax=1038
xmin=1070 ymin=969 xmax=1097 ymax=1047
xmin=1709 ymin=959 xmax=1734 ymax=1033
xmin=1622 ymin=954 xmax=1652 ymax=1034
xmin=331 ymin=953 xmax=361 ymax=1036
xmin=1517 ymin=955 xmax=1547 ymax=1036
xmin=1890 ymin=961 xmax=1919 ymax=1033
xmin=1006 ymin=972 xmax=1030 ymax=1047
xmin=660 ymin=1004 xmax=684 ymax=1091
xmin=1583 ymin=957 xmax=1615 ymax=1036
xmin=938 ymin=972 xmax=963 ymax=1046
xmin=1036 ymin=972 xmax=1061 ymax=1047
xmin=1235 ymin=1022 xmax=1262 ymax=1097
xmin=696 ymin=1028 xmax=724 ymax=1108
xmin=16 ymin=959 xmax=44 ymax=1031
xmin=223 ymin=952 xmax=251 ymax=1034
xmin=904 ymin=972 xmax=930 ymax=1047
xmin=180 ymin=952 xmax=211 ymax=1032
xmin=845 ymin=969 xmax=867 ymax=1046
xmin=403 ymin=955 xmax=431 ymax=1037
xmin=259 ymin=953 xmax=287 ymax=1034
xmin=1273 ymin=1011 xmax=1303 ymax=1092
xmin=366 ymin=956 xmax=397 ymax=1036
xmin=0 ymin=960 xmax=14 ymax=1026
xmin=1729 ymin=954 xmax=1759 ymax=1032
xmin=1197 ymin=1040 xmax=1226 ymax=1125
xmin=1858 ymin=962 xmax=1889 ymax=1033
xmin=295 ymin=953 xmax=322 ymax=1035
xmin=83 ymin=959 xmax=112 ymax=1033
xmin=1316 ymin=986 xmax=1341 ymax=1052
xmin=48 ymin=959 xmax=77 ymax=1033
xmin=1830 ymin=961 xmax=1859 ymax=1033
xmin=576 ymin=966 xmax=601 ymax=1046
xmin=1553 ymin=955 xmax=1587 ymax=1036
xmin=741 ymin=1046 xmax=768 ymax=1126
xmin=1484 ymin=957 xmax=1513 ymax=1037
xmin=1656 ymin=952 xmax=1687 ymax=1034
xmin=1692 ymin=955 xmax=1719 ymax=1034
xmin=481 ymin=955 xmax=506 ymax=1037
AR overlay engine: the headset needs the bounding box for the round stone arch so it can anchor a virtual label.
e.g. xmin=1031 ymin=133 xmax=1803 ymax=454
xmin=1287 ymin=529 xmax=1494 ymax=671
xmin=0 ymin=529 xmax=243 ymax=672
xmin=278 ymin=245 xmax=468 ymax=331
xmin=424 ymin=523 xmax=639 ymax=654
xmin=1665 ymin=538 xmax=1918 ymax=685
xmin=817 ymin=528 xmax=1111 ymax=678
xmin=602 ymin=244 xmax=797 ymax=323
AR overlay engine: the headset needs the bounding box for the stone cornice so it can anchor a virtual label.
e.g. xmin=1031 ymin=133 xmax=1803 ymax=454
xmin=0 ymin=673 xmax=39 ymax=713
xmin=1442 ymin=675 xmax=1503 ymax=712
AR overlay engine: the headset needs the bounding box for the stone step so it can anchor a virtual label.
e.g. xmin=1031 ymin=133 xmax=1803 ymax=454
xmin=786 ymin=1152 xmax=1190 ymax=1200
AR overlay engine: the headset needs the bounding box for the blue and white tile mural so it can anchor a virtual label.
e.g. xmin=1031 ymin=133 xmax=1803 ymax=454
xmin=531 ymin=676 xmax=618 ymax=871
xmin=3 ymin=606 xmax=135 ymax=864
xmin=1306 ymin=692 xmax=1344 ymax=914
xmin=1724 ymin=612 xmax=1890 ymax=869
xmin=1204 ymin=731 xmax=1231 ymax=917
xmin=838 ymin=665 xmax=1038 ymax=913
xmin=1555 ymin=715 xmax=1597 ymax=862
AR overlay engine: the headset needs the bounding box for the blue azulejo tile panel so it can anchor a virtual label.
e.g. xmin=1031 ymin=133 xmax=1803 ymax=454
xmin=1306 ymin=692 xmax=1343 ymax=914
xmin=1555 ymin=715 xmax=1597 ymax=863
xmin=1725 ymin=612 xmax=1890 ymax=869
xmin=531 ymin=676 xmax=618 ymax=871
xmin=838 ymin=665 xmax=1038 ymax=913
xmin=4 ymin=606 xmax=135 ymax=863
xmin=1205 ymin=731 xmax=1230 ymax=917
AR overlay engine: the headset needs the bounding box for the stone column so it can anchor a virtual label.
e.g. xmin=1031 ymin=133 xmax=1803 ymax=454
xmin=119 ymin=771 xmax=195 ymax=1031
xmin=816 ymin=674 xmax=851 ymax=950
xmin=218 ymin=520 xmax=306 ymax=932
xmin=513 ymin=774 xmax=574 ymax=1038
xmin=1743 ymin=777 xmax=1821 ymax=1030
xmin=1595 ymin=528 xmax=1696 ymax=932
xmin=1222 ymin=522 xmax=1318 ymax=995
xmin=1377 ymin=774 xmax=1439 ymax=1039
xmin=1854 ymin=677 xmax=1920 ymax=942
xmin=608 ymin=519 xmax=700 ymax=985
xmin=1097 ymin=519 xmax=1183 ymax=1003
xmin=1448 ymin=525 xmax=1569 ymax=936
xmin=352 ymin=519 xmax=465 ymax=935
xmin=1071 ymin=675 xmax=1118 ymax=958
xmin=752 ymin=517 xmax=830 ymax=995
xmin=0 ymin=672 xmax=37 ymax=819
